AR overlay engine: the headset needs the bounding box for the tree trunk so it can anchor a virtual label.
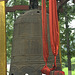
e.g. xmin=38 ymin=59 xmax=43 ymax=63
xmin=65 ymin=16 xmax=71 ymax=75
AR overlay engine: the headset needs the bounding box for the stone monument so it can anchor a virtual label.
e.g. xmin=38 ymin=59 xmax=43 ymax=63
xmin=10 ymin=9 xmax=61 ymax=75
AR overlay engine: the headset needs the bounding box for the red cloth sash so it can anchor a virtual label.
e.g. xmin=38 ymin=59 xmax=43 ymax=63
xmin=41 ymin=0 xmax=60 ymax=75
xmin=42 ymin=0 xmax=49 ymax=65
xmin=49 ymin=0 xmax=59 ymax=67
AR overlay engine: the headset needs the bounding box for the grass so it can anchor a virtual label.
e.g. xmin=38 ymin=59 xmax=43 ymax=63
xmin=62 ymin=67 xmax=75 ymax=75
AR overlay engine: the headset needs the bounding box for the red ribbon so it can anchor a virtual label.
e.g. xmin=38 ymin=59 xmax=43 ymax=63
xmin=41 ymin=0 xmax=59 ymax=75
xmin=42 ymin=0 xmax=49 ymax=64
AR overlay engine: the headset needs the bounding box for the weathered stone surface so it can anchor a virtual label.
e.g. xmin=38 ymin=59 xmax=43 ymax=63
xmin=50 ymin=71 xmax=65 ymax=75
xmin=10 ymin=9 xmax=61 ymax=75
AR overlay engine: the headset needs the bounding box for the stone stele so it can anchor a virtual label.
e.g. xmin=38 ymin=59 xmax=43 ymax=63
xmin=10 ymin=9 xmax=61 ymax=75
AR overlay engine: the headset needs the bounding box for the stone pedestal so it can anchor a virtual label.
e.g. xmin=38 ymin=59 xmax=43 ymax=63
xmin=50 ymin=71 xmax=65 ymax=75
xmin=10 ymin=9 xmax=61 ymax=75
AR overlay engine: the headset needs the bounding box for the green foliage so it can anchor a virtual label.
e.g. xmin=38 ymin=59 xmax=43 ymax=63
xmin=6 ymin=12 xmax=14 ymax=60
xmin=59 ymin=3 xmax=75 ymax=62
xmin=71 ymin=57 xmax=75 ymax=71
xmin=62 ymin=67 xmax=75 ymax=75
xmin=71 ymin=57 xmax=75 ymax=64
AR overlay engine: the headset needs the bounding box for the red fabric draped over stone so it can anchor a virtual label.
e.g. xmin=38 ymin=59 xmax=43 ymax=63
xmin=49 ymin=0 xmax=59 ymax=67
xmin=41 ymin=0 xmax=60 ymax=75
xmin=42 ymin=0 xmax=49 ymax=64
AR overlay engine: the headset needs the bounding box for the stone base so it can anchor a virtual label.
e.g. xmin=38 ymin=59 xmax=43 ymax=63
xmin=50 ymin=71 xmax=65 ymax=75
